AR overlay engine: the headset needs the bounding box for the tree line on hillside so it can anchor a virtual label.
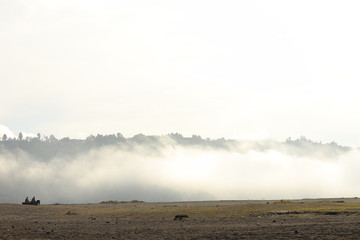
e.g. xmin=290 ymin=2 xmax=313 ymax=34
xmin=0 ymin=132 xmax=352 ymax=161
xmin=0 ymin=133 xmax=233 ymax=160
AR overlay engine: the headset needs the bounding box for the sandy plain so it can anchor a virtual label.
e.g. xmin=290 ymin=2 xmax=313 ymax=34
xmin=1 ymin=198 xmax=360 ymax=239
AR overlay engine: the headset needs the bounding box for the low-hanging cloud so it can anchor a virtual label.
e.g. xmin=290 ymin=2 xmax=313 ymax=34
xmin=0 ymin=134 xmax=359 ymax=204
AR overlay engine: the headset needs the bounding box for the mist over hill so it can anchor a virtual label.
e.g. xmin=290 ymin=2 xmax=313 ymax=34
xmin=0 ymin=133 xmax=350 ymax=161
xmin=0 ymin=133 xmax=358 ymax=204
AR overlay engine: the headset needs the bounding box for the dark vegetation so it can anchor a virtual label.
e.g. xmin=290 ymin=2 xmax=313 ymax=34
xmin=0 ymin=132 xmax=351 ymax=161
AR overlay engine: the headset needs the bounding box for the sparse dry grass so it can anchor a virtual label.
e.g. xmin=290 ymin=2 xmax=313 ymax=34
xmin=66 ymin=199 xmax=360 ymax=219
xmin=100 ymin=200 xmax=145 ymax=204
xmin=2 ymin=198 xmax=360 ymax=239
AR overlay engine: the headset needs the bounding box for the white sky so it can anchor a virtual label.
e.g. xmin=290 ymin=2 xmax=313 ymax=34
xmin=1 ymin=0 xmax=360 ymax=145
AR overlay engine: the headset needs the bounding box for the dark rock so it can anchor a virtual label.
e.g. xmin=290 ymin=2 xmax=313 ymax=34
xmin=174 ymin=214 xmax=189 ymax=220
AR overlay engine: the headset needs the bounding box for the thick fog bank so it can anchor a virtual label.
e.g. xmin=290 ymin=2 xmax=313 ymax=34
xmin=0 ymin=135 xmax=358 ymax=203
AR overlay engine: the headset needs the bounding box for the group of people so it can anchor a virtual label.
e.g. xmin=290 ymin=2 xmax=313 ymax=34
xmin=23 ymin=196 xmax=39 ymax=205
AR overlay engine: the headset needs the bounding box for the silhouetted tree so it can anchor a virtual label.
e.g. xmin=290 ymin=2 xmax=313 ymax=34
xmin=60 ymin=137 xmax=70 ymax=142
xmin=49 ymin=135 xmax=58 ymax=143
xmin=86 ymin=135 xmax=95 ymax=142
xmin=131 ymin=134 xmax=147 ymax=144
xmin=116 ymin=132 xmax=124 ymax=139
xmin=2 ymin=134 xmax=7 ymax=141
xmin=18 ymin=132 xmax=23 ymax=141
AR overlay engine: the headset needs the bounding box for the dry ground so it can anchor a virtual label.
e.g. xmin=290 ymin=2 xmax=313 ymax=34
xmin=1 ymin=198 xmax=360 ymax=239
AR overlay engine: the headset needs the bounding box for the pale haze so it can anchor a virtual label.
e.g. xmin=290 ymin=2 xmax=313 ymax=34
xmin=1 ymin=1 xmax=360 ymax=203
xmin=0 ymin=136 xmax=359 ymax=203
xmin=1 ymin=0 xmax=360 ymax=145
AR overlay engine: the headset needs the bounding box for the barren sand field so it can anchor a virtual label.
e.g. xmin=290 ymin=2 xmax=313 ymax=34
xmin=1 ymin=198 xmax=360 ymax=239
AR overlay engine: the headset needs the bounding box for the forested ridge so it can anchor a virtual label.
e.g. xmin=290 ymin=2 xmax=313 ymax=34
xmin=0 ymin=133 xmax=351 ymax=161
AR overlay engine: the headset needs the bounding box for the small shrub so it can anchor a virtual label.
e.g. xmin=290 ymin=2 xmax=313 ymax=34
xmin=174 ymin=214 xmax=189 ymax=220
xmin=100 ymin=200 xmax=120 ymax=204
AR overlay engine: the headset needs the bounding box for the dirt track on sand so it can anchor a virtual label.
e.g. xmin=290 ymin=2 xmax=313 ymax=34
xmin=1 ymin=198 xmax=360 ymax=239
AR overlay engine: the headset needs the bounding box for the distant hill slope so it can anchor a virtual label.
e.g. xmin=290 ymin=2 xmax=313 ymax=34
xmin=0 ymin=133 xmax=351 ymax=161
